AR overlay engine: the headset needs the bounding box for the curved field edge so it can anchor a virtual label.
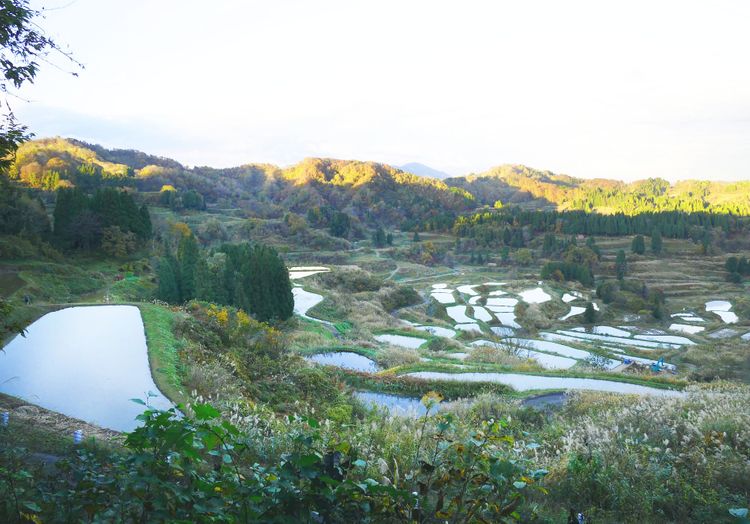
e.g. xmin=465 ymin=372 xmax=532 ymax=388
xmin=330 ymin=368 xmax=513 ymax=399
xmin=137 ymin=304 xmax=186 ymax=407
xmin=391 ymin=361 xmax=686 ymax=391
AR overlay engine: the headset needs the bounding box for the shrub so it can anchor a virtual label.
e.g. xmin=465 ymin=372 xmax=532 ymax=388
xmin=0 ymin=400 xmax=545 ymax=523
xmin=426 ymin=337 xmax=451 ymax=352
xmin=468 ymin=344 xmax=538 ymax=368
xmin=317 ymin=268 xmax=381 ymax=292
xmin=376 ymin=346 xmax=421 ymax=368
xmin=523 ymin=304 xmax=552 ymax=329
xmin=380 ymin=285 xmax=422 ymax=312
xmin=596 ymin=280 xmax=619 ymax=304
xmin=183 ymin=360 xmax=241 ymax=400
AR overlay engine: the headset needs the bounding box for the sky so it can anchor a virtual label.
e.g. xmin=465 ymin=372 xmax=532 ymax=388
xmin=14 ymin=0 xmax=750 ymax=180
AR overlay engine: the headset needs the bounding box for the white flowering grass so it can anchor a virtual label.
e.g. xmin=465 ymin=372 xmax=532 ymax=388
xmin=541 ymin=383 xmax=750 ymax=521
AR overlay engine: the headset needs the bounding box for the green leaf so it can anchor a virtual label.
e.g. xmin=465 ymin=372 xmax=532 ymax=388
xmin=353 ymin=459 xmax=367 ymax=468
xmin=512 ymin=481 xmax=526 ymax=489
xmin=729 ymin=508 xmax=748 ymax=518
xmin=221 ymin=420 xmax=240 ymax=436
xmin=130 ymin=398 xmax=146 ymax=406
xmin=193 ymin=403 xmax=220 ymax=420
xmin=298 ymin=454 xmax=319 ymax=467
xmin=23 ymin=501 xmax=42 ymax=512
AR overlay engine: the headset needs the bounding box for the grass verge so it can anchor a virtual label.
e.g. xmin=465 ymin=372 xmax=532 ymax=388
xmin=138 ymin=304 xmax=186 ymax=406
xmin=392 ymin=361 xmax=686 ymax=390
xmin=332 ymin=368 xmax=513 ymax=400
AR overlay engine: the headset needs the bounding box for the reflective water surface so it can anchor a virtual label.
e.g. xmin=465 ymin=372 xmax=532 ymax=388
xmin=0 ymin=306 xmax=173 ymax=432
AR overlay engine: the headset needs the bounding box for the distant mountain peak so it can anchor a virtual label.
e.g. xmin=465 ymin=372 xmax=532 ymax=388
xmin=399 ymin=162 xmax=452 ymax=180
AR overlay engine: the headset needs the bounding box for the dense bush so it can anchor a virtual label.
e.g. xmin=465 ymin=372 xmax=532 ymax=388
xmin=380 ymin=285 xmax=422 ymax=312
xmin=317 ymin=268 xmax=381 ymax=293
xmin=725 ymin=255 xmax=750 ymax=284
xmin=0 ymin=397 xmax=545 ymax=523
xmin=596 ymin=280 xmax=619 ymax=304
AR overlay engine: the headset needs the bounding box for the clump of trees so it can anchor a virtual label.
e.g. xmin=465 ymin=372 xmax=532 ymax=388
xmin=0 ymin=175 xmax=51 ymax=240
xmin=306 ymin=205 xmax=352 ymax=238
xmin=53 ymin=187 xmax=151 ymax=252
xmin=725 ymin=255 xmax=750 ymax=284
xmin=402 ymin=240 xmax=443 ymax=266
xmin=541 ymin=262 xmax=593 ymax=286
xmin=593 ymin=277 xmax=666 ymax=319
xmin=540 ymin=241 xmax=598 ymax=287
xmin=159 ymin=186 xmax=206 ymax=210
xmin=157 ymin=233 xmax=294 ymax=322
xmin=469 ymin=251 xmax=488 ymax=265
xmin=596 ymin=280 xmax=619 ymax=303
xmin=371 ymin=226 xmax=393 ymax=247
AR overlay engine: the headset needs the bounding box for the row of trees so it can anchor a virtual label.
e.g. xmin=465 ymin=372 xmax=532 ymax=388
xmin=157 ymin=234 xmax=294 ymax=321
xmin=453 ymin=208 xmax=746 ymax=247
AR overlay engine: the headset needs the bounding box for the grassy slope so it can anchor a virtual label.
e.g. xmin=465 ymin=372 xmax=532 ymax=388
xmin=138 ymin=304 xmax=186 ymax=406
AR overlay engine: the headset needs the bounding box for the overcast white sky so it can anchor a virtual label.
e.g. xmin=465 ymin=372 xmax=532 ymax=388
xmin=15 ymin=0 xmax=750 ymax=180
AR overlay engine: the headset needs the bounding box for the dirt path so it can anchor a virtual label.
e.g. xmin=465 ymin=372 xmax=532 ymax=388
xmin=0 ymin=393 xmax=121 ymax=445
xmin=395 ymin=268 xmax=460 ymax=284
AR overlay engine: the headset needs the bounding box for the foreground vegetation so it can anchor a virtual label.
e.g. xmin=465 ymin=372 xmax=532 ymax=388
xmin=2 ymin=384 xmax=748 ymax=523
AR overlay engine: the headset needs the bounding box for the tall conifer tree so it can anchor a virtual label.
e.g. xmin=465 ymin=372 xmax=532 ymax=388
xmin=177 ymin=233 xmax=200 ymax=301
xmin=157 ymin=256 xmax=181 ymax=303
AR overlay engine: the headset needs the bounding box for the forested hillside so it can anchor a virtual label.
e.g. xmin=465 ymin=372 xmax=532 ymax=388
xmin=9 ymin=139 xmax=474 ymax=231
xmin=446 ymin=164 xmax=750 ymax=215
xmin=10 ymin=139 xmax=750 ymax=227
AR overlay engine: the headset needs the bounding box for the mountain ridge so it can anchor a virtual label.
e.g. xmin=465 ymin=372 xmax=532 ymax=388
xmin=9 ymin=137 xmax=750 ymax=216
xmin=399 ymin=162 xmax=453 ymax=180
